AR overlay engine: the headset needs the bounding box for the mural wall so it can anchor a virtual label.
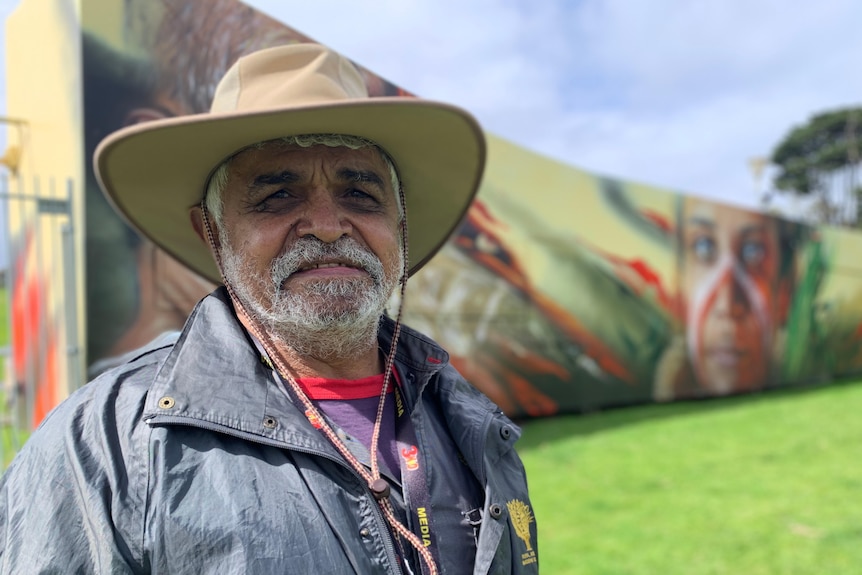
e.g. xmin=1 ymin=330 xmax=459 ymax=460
xmin=18 ymin=0 xmax=859 ymax=421
xmin=402 ymin=146 xmax=836 ymax=417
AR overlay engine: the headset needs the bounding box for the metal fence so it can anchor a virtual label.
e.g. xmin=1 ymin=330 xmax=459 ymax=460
xmin=0 ymin=174 xmax=82 ymax=467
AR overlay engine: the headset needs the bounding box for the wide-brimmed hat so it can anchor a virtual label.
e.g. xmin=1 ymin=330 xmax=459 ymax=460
xmin=94 ymin=43 xmax=486 ymax=284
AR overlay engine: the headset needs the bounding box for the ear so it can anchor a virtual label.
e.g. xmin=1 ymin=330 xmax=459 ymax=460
xmin=124 ymin=107 xmax=168 ymax=126
xmin=190 ymin=205 xmax=221 ymax=252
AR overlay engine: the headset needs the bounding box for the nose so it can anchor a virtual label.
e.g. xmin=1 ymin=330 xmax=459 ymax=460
xmin=294 ymin=191 xmax=352 ymax=243
xmin=711 ymin=264 xmax=750 ymax=319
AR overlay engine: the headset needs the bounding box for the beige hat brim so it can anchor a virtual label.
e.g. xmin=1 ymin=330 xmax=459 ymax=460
xmin=94 ymin=97 xmax=485 ymax=284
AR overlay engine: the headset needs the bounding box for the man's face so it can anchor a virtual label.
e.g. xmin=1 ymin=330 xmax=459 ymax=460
xmin=681 ymin=199 xmax=782 ymax=393
xmin=214 ymin=141 xmax=403 ymax=355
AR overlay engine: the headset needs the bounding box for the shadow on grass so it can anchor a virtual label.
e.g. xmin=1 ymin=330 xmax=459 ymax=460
xmin=514 ymin=376 xmax=862 ymax=450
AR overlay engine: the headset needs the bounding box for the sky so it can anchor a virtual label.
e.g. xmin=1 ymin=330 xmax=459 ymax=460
xmin=3 ymin=0 xmax=862 ymax=214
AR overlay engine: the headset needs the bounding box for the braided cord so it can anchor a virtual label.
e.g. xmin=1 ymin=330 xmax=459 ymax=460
xmin=200 ymin=197 xmax=438 ymax=575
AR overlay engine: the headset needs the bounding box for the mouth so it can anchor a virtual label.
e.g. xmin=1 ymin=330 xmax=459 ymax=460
xmin=297 ymin=261 xmax=361 ymax=272
xmin=269 ymin=237 xmax=385 ymax=289
xmin=286 ymin=260 xmax=370 ymax=281
xmin=704 ymin=347 xmax=746 ymax=367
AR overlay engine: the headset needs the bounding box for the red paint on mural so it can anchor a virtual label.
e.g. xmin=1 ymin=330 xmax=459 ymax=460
xmin=10 ymin=230 xmax=62 ymax=428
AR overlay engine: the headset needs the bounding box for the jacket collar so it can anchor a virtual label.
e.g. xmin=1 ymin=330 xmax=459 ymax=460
xmin=143 ymin=288 xmax=451 ymax=450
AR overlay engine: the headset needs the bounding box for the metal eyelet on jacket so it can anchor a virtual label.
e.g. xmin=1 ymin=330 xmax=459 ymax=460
xmin=263 ymin=416 xmax=278 ymax=429
xmin=158 ymin=397 xmax=175 ymax=409
xmin=500 ymin=426 xmax=511 ymax=440
xmin=489 ymin=504 xmax=504 ymax=519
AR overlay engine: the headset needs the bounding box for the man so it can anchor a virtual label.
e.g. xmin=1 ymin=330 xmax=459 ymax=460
xmin=654 ymin=196 xmax=801 ymax=400
xmin=0 ymin=44 xmax=538 ymax=574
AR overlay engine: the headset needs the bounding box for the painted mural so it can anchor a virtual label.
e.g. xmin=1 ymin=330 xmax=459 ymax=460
xmin=68 ymin=0 xmax=862 ymax=420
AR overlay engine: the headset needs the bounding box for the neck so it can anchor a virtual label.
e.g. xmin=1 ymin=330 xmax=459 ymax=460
xmin=239 ymin=313 xmax=384 ymax=380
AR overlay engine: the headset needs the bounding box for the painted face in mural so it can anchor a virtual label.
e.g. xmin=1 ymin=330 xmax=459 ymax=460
xmin=681 ymin=199 xmax=786 ymax=393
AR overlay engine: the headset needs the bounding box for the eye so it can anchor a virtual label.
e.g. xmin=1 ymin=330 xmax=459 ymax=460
xmin=341 ymin=187 xmax=385 ymax=211
xmin=691 ymin=236 xmax=716 ymax=263
xmin=345 ymin=187 xmax=374 ymax=200
xmin=250 ymin=189 xmax=295 ymax=213
xmin=740 ymin=241 xmax=765 ymax=266
xmin=267 ymin=189 xmax=292 ymax=200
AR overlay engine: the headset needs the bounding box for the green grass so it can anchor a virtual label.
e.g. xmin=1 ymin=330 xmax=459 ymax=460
xmin=517 ymin=381 xmax=862 ymax=574
xmin=0 ymin=285 xmax=6 ymax=381
xmin=0 ymin=286 xmax=20 ymax=468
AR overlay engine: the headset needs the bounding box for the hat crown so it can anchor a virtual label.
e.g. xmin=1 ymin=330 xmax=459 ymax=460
xmin=210 ymin=44 xmax=369 ymax=115
xmin=95 ymin=43 xmax=485 ymax=285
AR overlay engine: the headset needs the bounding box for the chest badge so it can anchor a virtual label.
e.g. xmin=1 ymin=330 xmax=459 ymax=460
xmin=507 ymin=499 xmax=537 ymax=566
xmin=401 ymin=445 xmax=420 ymax=471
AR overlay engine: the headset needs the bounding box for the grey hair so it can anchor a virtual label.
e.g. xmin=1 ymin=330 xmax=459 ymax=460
xmin=204 ymin=134 xmax=403 ymax=224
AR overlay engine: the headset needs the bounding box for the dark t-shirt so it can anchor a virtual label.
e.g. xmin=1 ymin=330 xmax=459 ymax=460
xmin=296 ymin=372 xmax=484 ymax=571
xmin=297 ymin=374 xmax=402 ymax=477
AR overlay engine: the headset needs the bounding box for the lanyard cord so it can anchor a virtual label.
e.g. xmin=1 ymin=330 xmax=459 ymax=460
xmin=200 ymin=195 xmax=439 ymax=575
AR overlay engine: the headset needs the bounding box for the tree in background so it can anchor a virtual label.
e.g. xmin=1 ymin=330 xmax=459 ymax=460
xmin=769 ymin=107 xmax=862 ymax=226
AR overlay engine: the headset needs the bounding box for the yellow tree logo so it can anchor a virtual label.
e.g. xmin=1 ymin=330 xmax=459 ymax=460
xmin=507 ymin=500 xmax=535 ymax=551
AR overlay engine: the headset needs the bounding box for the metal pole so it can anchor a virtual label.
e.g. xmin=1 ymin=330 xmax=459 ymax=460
xmin=0 ymin=172 xmax=9 ymax=466
xmin=62 ymin=179 xmax=81 ymax=393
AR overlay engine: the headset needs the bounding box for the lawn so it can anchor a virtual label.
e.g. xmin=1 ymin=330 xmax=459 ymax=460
xmin=517 ymin=380 xmax=862 ymax=574
xmin=0 ymin=286 xmax=21 ymax=468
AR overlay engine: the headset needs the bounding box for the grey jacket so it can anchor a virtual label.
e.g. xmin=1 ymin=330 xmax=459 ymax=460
xmin=0 ymin=289 xmax=539 ymax=574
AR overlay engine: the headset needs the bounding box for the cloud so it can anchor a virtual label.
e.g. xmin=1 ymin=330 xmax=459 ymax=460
xmin=560 ymin=0 xmax=862 ymax=206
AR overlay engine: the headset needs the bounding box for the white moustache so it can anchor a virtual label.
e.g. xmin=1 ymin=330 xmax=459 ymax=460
xmin=270 ymin=237 xmax=385 ymax=288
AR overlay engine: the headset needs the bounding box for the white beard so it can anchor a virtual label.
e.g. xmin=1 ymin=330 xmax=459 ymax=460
xmin=221 ymin=232 xmax=402 ymax=361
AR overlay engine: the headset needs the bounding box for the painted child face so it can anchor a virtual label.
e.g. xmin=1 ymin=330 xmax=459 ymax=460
xmin=681 ymin=199 xmax=782 ymax=393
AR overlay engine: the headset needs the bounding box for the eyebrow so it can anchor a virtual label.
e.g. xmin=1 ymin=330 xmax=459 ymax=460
xmin=686 ymin=217 xmax=768 ymax=235
xmin=249 ymin=171 xmax=301 ymax=192
xmin=738 ymin=224 xmax=768 ymax=236
xmin=247 ymin=168 xmax=386 ymax=192
xmin=338 ymin=168 xmax=386 ymax=189
xmin=686 ymin=216 xmax=715 ymax=229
